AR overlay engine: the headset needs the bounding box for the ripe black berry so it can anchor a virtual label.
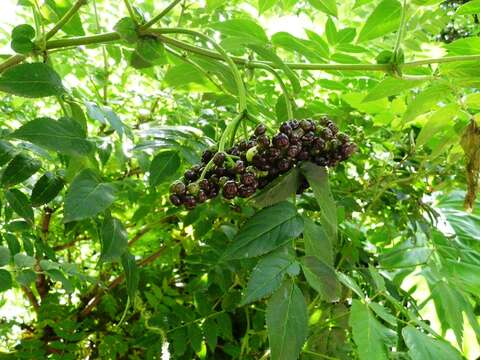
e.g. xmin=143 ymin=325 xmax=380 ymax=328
xmin=238 ymin=184 xmax=256 ymax=198
xmin=222 ymin=180 xmax=238 ymax=199
xmin=255 ymin=124 xmax=267 ymax=136
xmin=199 ymin=179 xmax=210 ymax=191
xmin=233 ymin=160 xmax=245 ymax=174
xmin=273 ymin=133 xmax=289 ymax=148
xmin=302 ymin=131 xmax=315 ymax=143
xmin=183 ymin=195 xmax=196 ymax=209
xmin=213 ymin=152 xmax=226 ymax=166
xmin=287 ymin=145 xmax=300 ymax=158
xmin=300 ymin=119 xmax=313 ymax=131
xmin=184 ymin=169 xmax=197 ymax=182
xmin=241 ymin=172 xmax=257 ymax=187
xmin=197 ymin=190 xmax=208 ymax=203
xmin=280 ymin=122 xmax=292 ymax=136
xmin=256 ymin=135 xmax=270 ymax=148
xmin=277 ymin=158 xmax=291 ymax=173
xmin=202 ymin=149 xmax=214 ymax=163
xmin=170 ymin=194 xmax=182 ymax=206
xmin=288 ymin=120 xmax=299 ymax=129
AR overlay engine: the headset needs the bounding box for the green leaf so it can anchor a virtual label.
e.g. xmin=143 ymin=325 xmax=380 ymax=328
xmin=222 ymin=201 xmax=303 ymax=259
xmin=0 ymin=269 xmax=12 ymax=292
xmin=248 ymin=44 xmax=301 ymax=94
xmin=114 ymin=17 xmax=138 ymax=43
xmin=11 ymin=117 xmax=93 ymax=156
xmin=303 ymin=217 xmax=333 ymax=265
xmin=430 ymin=281 xmax=464 ymax=346
xmin=10 ymin=24 xmax=36 ymax=54
xmin=363 ymin=78 xmax=425 ymax=102
xmin=100 ymin=216 xmax=128 ymax=263
xmin=325 ymin=18 xmax=337 ymax=45
xmin=164 ymin=63 xmax=214 ymax=91
xmin=301 ymin=255 xmax=339 ymax=302
xmin=307 ymin=0 xmax=337 ymax=17
xmin=43 ymin=0 xmax=85 ymax=36
xmin=250 ymin=167 xmax=300 ymax=208
xmin=349 ymin=300 xmax=390 ymax=360
xmin=5 ymin=189 xmax=34 ymax=225
xmin=14 ymin=253 xmax=36 ymax=268
xmin=403 ymin=83 xmax=452 ymax=123
xmin=258 ymin=0 xmax=279 ymax=13
xmin=337 ymin=272 xmax=364 ymax=298
xmin=402 ymin=326 xmax=463 ymax=360
xmin=16 ymin=269 xmax=36 ymax=286
xmin=416 ymin=104 xmax=459 ymax=147
xmin=0 ymin=247 xmax=11 ymax=267
xmin=369 ymin=302 xmax=397 ymax=326
xmin=272 ymin=32 xmax=324 ymax=62
xmin=210 ymin=19 xmax=268 ymax=45
xmin=457 ymin=0 xmax=480 ymax=15
xmin=149 ymin=150 xmax=181 ymax=187
xmin=357 ymin=0 xmax=402 ymax=43
xmin=266 ymin=279 xmax=308 ymax=360
xmin=203 ymin=318 xmax=218 ymax=352
xmin=46 ymin=269 xmax=73 ymax=293
xmin=1 ymin=154 xmax=41 ymax=188
xmin=241 ymin=248 xmax=298 ymax=305
xmin=300 ymin=162 xmax=337 ymax=244
xmin=0 ymin=140 xmax=16 ymax=167
xmin=121 ymin=252 xmax=139 ymax=300
xmin=64 ymin=169 xmax=116 ymax=223
xmin=0 ymin=63 xmax=64 ymax=98
xmin=130 ymin=37 xmax=166 ymax=69
xmin=445 ymin=37 xmax=480 ymax=56
xmin=30 ymin=172 xmax=65 ymax=207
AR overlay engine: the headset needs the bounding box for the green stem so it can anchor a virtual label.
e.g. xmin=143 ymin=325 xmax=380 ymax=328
xmin=93 ymin=0 xmax=109 ymax=105
xmin=140 ymin=0 xmax=183 ymax=30
xmin=45 ymin=0 xmax=87 ymax=40
xmin=256 ymin=63 xmax=294 ymax=120
xmin=123 ymin=0 xmax=139 ymax=24
xmin=2 ymin=29 xmax=480 ymax=73
xmin=393 ymin=0 xmax=408 ymax=59
xmin=145 ymin=28 xmax=247 ymax=113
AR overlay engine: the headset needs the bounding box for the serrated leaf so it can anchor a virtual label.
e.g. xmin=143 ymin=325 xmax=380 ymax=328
xmin=222 ymin=201 xmax=303 ymax=259
xmin=11 ymin=117 xmax=93 ymax=156
xmin=307 ymin=0 xmax=337 ymax=17
xmin=266 ymin=279 xmax=308 ymax=360
xmin=100 ymin=216 xmax=128 ymax=263
xmin=1 ymin=154 xmax=41 ymax=188
xmin=30 ymin=172 xmax=64 ymax=207
xmin=402 ymin=326 xmax=463 ymax=360
xmin=416 ymin=104 xmax=459 ymax=147
xmin=0 ymin=269 xmax=12 ymax=292
xmin=300 ymin=162 xmax=337 ymax=244
xmin=250 ymin=167 xmax=300 ymax=207
xmin=303 ymin=216 xmax=333 ymax=265
xmin=349 ymin=300 xmax=390 ymax=360
xmin=403 ymin=83 xmax=452 ymax=123
xmin=210 ymin=19 xmax=268 ymax=45
xmin=5 ymin=189 xmax=34 ymax=225
xmin=301 ymin=255 xmax=339 ymax=302
xmin=363 ymin=78 xmax=425 ymax=102
xmin=337 ymin=272 xmax=364 ymax=298
xmin=357 ymin=0 xmax=402 ymax=43
xmin=64 ymin=169 xmax=116 ymax=223
xmin=241 ymin=248 xmax=297 ymax=305
xmin=121 ymin=252 xmax=139 ymax=300
xmin=0 ymin=63 xmax=64 ymax=98
xmin=149 ymin=150 xmax=181 ymax=187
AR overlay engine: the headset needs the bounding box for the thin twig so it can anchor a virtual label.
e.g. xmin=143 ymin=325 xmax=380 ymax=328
xmin=46 ymin=0 xmax=87 ymax=40
xmin=140 ymin=0 xmax=183 ymax=30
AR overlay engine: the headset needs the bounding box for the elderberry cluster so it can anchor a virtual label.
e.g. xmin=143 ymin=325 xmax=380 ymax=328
xmin=169 ymin=117 xmax=356 ymax=209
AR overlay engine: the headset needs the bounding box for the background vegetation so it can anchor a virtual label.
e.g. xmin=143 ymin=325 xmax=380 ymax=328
xmin=0 ymin=0 xmax=480 ymax=359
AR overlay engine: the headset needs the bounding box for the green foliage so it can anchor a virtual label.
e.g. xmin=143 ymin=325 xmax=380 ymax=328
xmin=0 ymin=0 xmax=480 ymax=359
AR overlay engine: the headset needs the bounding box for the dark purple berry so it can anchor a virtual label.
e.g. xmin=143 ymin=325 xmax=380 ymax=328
xmin=327 ymin=121 xmax=338 ymax=135
xmin=184 ymin=169 xmax=198 ymax=182
xmin=289 ymin=120 xmax=299 ymax=129
xmin=241 ymin=172 xmax=257 ymax=187
xmin=280 ymin=122 xmax=292 ymax=136
xmin=170 ymin=194 xmax=182 ymax=206
xmin=215 ymin=167 xmax=226 ymax=177
xmin=234 ymin=160 xmax=245 ymax=174
xmin=228 ymin=146 xmax=240 ymax=156
xmin=255 ymin=124 xmax=267 ymax=136
xmin=273 ymin=133 xmax=289 ymax=148
xmin=199 ymin=179 xmax=210 ymax=191
xmin=183 ymin=195 xmax=196 ymax=209
xmin=297 ymin=151 xmax=309 ymax=161
xmin=238 ymin=184 xmax=256 ymax=198
xmin=277 ymin=158 xmax=291 ymax=173
xmin=191 ymin=164 xmax=202 ymax=173
xmin=268 ymin=148 xmax=281 ymax=160
xmin=213 ymin=152 xmax=226 ymax=166
xmin=300 ymin=119 xmax=313 ymax=131
xmin=287 ymin=145 xmax=300 ymax=158
xmin=197 ymin=190 xmax=208 ymax=203
xmin=313 ymin=137 xmax=325 ymax=150
xmin=321 ymin=127 xmax=333 ymax=140
xmin=202 ymin=149 xmax=214 ymax=163
xmin=256 ymin=135 xmax=270 ymax=148
xmin=222 ymin=180 xmax=238 ymax=199
xmin=302 ymin=131 xmax=315 ymax=143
